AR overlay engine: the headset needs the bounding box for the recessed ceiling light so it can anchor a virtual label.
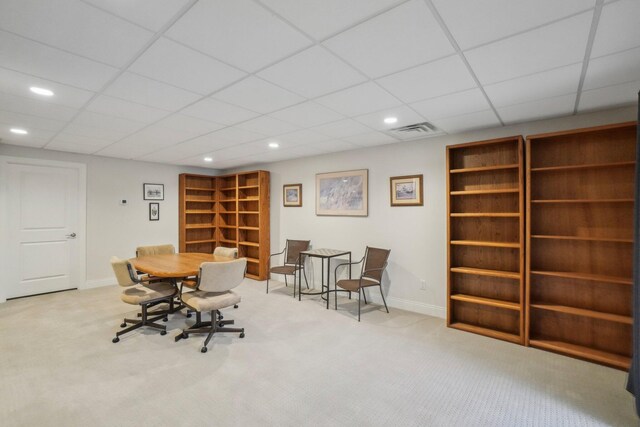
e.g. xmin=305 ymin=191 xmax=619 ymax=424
xmin=203 ymin=157 xmax=213 ymax=162
xmin=10 ymin=128 xmax=28 ymax=135
xmin=29 ymin=86 xmax=54 ymax=97
xmin=384 ymin=117 xmax=398 ymax=124
xmin=268 ymin=142 xmax=279 ymax=148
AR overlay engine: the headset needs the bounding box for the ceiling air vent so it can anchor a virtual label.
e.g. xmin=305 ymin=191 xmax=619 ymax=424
xmin=387 ymin=121 xmax=444 ymax=140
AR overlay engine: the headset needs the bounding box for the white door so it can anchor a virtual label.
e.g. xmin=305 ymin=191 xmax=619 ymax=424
xmin=1 ymin=157 xmax=86 ymax=300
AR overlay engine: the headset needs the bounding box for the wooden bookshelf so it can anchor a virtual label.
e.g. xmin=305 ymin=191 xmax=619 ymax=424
xmin=178 ymin=171 xmax=270 ymax=280
xmin=447 ymin=136 xmax=525 ymax=345
xmin=526 ymin=121 xmax=636 ymax=370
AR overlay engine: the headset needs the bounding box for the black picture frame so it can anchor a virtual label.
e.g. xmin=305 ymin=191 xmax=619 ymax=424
xmin=143 ymin=183 xmax=164 ymax=200
xmin=149 ymin=203 xmax=160 ymax=221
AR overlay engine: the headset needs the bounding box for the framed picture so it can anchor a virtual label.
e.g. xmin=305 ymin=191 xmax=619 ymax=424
xmin=390 ymin=174 xmax=423 ymax=207
xmin=149 ymin=203 xmax=160 ymax=221
xmin=316 ymin=169 xmax=368 ymax=217
xmin=143 ymin=183 xmax=164 ymax=200
xmin=283 ymin=183 xmax=302 ymax=207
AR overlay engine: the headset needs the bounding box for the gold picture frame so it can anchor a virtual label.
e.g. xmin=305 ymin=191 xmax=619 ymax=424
xmin=283 ymin=183 xmax=302 ymax=207
xmin=390 ymin=174 xmax=423 ymax=207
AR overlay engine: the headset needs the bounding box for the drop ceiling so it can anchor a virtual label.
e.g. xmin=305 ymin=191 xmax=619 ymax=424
xmin=0 ymin=0 xmax=638 ymax=169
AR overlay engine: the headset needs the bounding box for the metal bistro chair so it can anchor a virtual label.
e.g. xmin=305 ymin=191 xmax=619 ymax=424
xmin=267 ymin=239 xmax=310 ymax=294
xmin=334 ymin=247 xmax=391 ymax=321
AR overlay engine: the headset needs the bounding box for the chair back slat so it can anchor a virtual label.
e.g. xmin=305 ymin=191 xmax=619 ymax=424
xmin=198 ymin=259 xmax=247 ymax=292
xmin=214 ymin=246 xmax=238 ymax=258
xmin=136 ymin=244 xmax=175 ymax=257
xmin=285 ymin=240 xmax=310 ymax=265
xmin=362 ymin=247 xmax=391 ymax=282
xmin=110 ymin=256 xmax=136 ymax=287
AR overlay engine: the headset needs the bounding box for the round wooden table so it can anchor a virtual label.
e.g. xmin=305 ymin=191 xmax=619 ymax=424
xmin=131 ymin=253 xmax=234 ymax=279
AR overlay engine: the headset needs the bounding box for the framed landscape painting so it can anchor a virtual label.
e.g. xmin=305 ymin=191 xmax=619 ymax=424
xmin=316 ymin=169 xmax=368 ymax=216
xmin=390 ymin=174 xmax=423 ymax=206
xmin=283 ymin=183 xmax=302 ymax=207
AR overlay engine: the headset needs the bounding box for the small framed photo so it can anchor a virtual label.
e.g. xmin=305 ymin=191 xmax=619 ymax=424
xmin=143 ymin=183 xmax=164 ymax=200
xmin=149 ymin=203 xmax=160 ymax=221
xmin=283 ymin=183 xmax=302 ymax=207
xmin=390 ymin=174 xmax=423 ymax=207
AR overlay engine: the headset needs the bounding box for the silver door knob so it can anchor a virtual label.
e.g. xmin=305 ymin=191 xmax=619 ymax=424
xmin=66 ymin=233 xmax=76 ymax=238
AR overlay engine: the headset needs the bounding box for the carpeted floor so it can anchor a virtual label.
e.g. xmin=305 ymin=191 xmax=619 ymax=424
xmin=0 ymin=280 xmax=636 ymax=426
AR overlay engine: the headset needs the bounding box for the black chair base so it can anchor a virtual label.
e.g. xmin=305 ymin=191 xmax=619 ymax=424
xmin=113 ymin=299 xmax=173 ymax=342
xmin=174 ymin=309 xmax=244 ymax=352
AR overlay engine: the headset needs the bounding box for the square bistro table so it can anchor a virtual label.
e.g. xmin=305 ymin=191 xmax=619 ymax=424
xmin=297 ymin=248 xmax=351 ymax=309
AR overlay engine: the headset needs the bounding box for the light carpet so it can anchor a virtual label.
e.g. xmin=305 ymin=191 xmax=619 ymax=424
xmin=0 ymin=280 xmax=635 ymax=426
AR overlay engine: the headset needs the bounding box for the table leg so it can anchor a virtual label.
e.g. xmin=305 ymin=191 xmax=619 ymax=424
xmin=326 ymin=257 xmax=331 ymax=309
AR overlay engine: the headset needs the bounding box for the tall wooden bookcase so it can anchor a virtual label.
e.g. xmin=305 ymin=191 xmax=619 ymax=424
xmin=447 ymin=136 xmax=525 ymax=345
xmin=179 ymin=170 xmax=270 ymax=280
xmin=526 ymin=122 xmax=636 ymax=370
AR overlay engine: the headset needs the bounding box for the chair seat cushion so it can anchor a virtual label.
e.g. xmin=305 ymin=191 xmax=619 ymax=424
xmin=270 ymin=265 xmax=297 ymax=275
xmin=121 ymin=282 xmax=175 ymax=305
xmin=336 ymin=278 xmax=380 ymax=291
xmin=182 ymin=290 xmax=241 ymax=312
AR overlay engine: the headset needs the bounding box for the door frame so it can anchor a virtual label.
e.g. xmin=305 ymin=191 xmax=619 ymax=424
xmin=0 ymin=156 xmax=87 ymax=303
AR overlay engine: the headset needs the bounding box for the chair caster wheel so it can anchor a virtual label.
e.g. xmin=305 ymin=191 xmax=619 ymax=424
xmin=201 ymin=347 xmax=207 ymax=353
xmin=181 ymin=332 xmax=189 ymax=339
xmin=234 ymin=304 xmax=238 ymax=309
xmin=112 ymin=337 xmax=120 ymax=343
xmin=218 ymin=314 xmax=224 ymax=320
xmin=219 ymin=322 xmax=225 ymax=327
xmin=163 ymin=317 xmax=168 ymax=322
xmin=239 ymin=332 xmax=245 ymax=338
xmin=186 ymin=313 xmax=192 ymax=318
xmin=160 ymin=330 xmax=167 ymax=336
xmin=120 ymin=322 xmax=127 ymax=328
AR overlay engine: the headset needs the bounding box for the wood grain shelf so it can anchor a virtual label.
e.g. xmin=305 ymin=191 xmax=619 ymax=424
xmin=185 ymin=210 xmax=216 ymax=214
xmin=530 ymin=270 xmax=632 ymax=285
xmin=239 ymin=185 xmax=259 ymax=189
xmin=185 ymin=186 xmax=215 ymax=191
xmin=220 ymin=187 xmax=237 ymax=191
xmin=238 ymin=198 xmax=259 ymax=201
xmin=185 ymin=224 xmax=215 ymax=229
xmin=530 ymin=304 xmax=632 ymax=324
xmin=218 ymin=239 xmax=237 ymax=245
xmin=185 ymin=198 xmax=215 ymax=202
xmin=529 ymin=339 xmax=630 ymax=370
xmin=531 ymin=198 xmax=634 ymax=204
xmin=450 ymin=188 xmax=519 ymax=196
xmin=450 ymin=322 xmax=521 ymax=344
xmin=185 ymin=239 xmax=216 ymax=244
xmin=246 ymin=257 xmax=259 ymax=264
xmin=449 ymin=164 xmax=519 ymax=174
xmin=530 ymin=161 xmax=636 ymax=172
xmin=239 ymin=211 xmax=259 ymax=214
xmin=450 ymin=212 xmax=520 ymax=218
xmin=218 ymin=225 xmax=236 ymax=229
xmin=219 ymin=211 xmax=237 ymax=214
xmin=450 ymin=240 xmax=520 ymax=248
xmin=531 ymin=235 xmax=633 ymax=243
xmin=219 ymin=198 xmax=236 ymax=202
xmin=239 ymin=241 xmax=259 ymax=247
xmin=451 ymin=266 xmax=520 ymax=280
xmin=450 ymin=294 xmax=520 ymax=310
xmin=239 ymin=226 xmax=259 ymax=230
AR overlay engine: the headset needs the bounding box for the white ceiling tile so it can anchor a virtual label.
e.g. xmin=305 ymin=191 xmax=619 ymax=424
xmin=583 ymin=46 xmax=640 ymax=90
xmin=315 ymin=82 xmax=402 ymax=117
xmin=0 ymin=67 xmax=95 ymax=109
xmin=344 ymin=131 xmax=398 ymax=147
xmin=48 ymin=132 xmax=113 ymax=149
xmin=260 ymin=0 xmax=403 ymax=40
xmin=103 ymin=72 xmax=201 ymax=111
xmin=591 ymin=0 xmax=640 ymax=58
xmin=0 ymin=109 xmax=67 ymax=132
xmin=137 ymin=150 xmax=192 ymax=163
xmin=269 ymin=101 xmax=344 ymax=128
xmin=484 ymin=63 xmax=582 ymax=107
xmin=46 ymin=141 xmax=106 ymax=154
xmin=311 ymin=119 xmax=373 ymax=138
xmin=465 ymin=12 xmax=592 ymax=85
xmin=94 ymin=142 xmax=152 ymax=159
xmin=64 ymin=123 xmax=130 ymax=142
xmin=0 ymin=30 xmax=118 ymax=91
xmin=129 ymin=38 xmax=246 ymax=95
xmin=323 ymin=0 xmax=454 ymax=78
xmin=0 ymin=130 xmax=51 ymax=148
xmin=312 ymin=140 xmax=361 ymax=153
xmin=433 ymin=110 xmax=501 ymax=133
xmin=0 ymin=92 xmax=78 ymax=122
xmin=376 ymin=55 xmax=476 ymax=103
xmin=353 ymin=105 xmax=425 ymax=131
xmin=118 ymin=126 xmax=195 ymax=151
xmin=82 ymin=0 xmax=191 ymax=32
xmin=213 ymin=76 xmax=304 ymax=114
xmin=206 ymin=127 xmax=265 ymax=145
xmin=433 ymin=0 xmax=595 ymax=50
xmin=140 ymin=139 xmax=218 ymax=161
xmin=579 ymin=80 xmax=640 ymax=112
xmin=258 ymin=46 xmax=366 ymax=98
xmin=0 ymin=0 xmax=153 ymax=67
xmin=410 ymin=88 xmax=490 ymax=120
xmin=276 ymin=129 xmax=332 ymax=146
xmin=166 ymin=0 xmax=312 ymax=72
xmin=181 ymin=98 xmax=259 ymax=125
xmin=234 ymin=116 xmax=299 ymax=136
xmin=497 ymin=94 xmax=576 ymax=125
xmin=70 ymin=111 xmax=148 ymax=137
xmin=153 ymin=114 xmax=225 ymax=135
xmin=85 ymin=95 xmax=170 ymax=123
xmin=183 ymin=134 xmax=239 ymax=152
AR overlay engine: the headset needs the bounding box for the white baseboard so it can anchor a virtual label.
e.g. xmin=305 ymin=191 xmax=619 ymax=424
xmin=362 ymin=292 xmax=446 ymax=319
xmin=82 ymin=277 xmax=115 ymax=290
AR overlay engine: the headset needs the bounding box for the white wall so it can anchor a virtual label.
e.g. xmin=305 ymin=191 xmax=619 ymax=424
xmin=232 ymin=106 xmax=637 ymax=318
xmin=0 ymin=144 xmax=217 ymax=289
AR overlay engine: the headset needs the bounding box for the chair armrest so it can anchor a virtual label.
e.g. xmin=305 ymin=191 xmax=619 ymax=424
xmin=334 ymin=257 xmax=364 ymax=283
xmin=268 ymin=247 xmax=286 ymax=267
